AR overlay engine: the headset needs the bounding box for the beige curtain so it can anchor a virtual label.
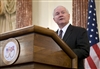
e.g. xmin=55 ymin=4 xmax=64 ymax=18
xmin=0 ymin=0 xmax=16 ymax=33
xmin=72 ymin=0 xmax=88 ymax=28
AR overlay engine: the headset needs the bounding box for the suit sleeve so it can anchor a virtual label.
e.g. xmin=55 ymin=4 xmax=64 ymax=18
xmin=73 ymin=28 xmax=90 ymax=60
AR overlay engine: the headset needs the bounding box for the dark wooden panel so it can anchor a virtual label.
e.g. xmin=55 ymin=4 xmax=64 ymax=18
xmin=0 ymin=63 xmax=72 ymax=69
xmin=0 ymin=34 xmax=34 ymax=66
xmin=34 ymin=33 xmax=71 ymax=68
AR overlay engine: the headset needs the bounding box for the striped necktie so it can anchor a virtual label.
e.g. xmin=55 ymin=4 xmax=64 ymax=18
xmin=59 ymin=30 xmax=63 ymax=38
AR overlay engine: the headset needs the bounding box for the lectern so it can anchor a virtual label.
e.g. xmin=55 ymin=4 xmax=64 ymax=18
xmin=0 ymin=25 xmax=77 ymax=69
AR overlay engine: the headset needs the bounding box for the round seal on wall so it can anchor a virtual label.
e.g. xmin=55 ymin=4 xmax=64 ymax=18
xmin=2 ymin=38 xmax=20 ymax=65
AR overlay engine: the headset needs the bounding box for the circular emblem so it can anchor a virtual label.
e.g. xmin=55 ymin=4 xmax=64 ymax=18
xmin=2 ymin=38 xmax=20 ymax=65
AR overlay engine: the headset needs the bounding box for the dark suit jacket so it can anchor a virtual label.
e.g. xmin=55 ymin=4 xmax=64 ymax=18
xmin=57 ymin=24 xmax=90 ymax=69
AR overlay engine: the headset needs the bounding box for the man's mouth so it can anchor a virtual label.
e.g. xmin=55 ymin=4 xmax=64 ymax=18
xmin=59 ymin=18 xmax=64 ymax=20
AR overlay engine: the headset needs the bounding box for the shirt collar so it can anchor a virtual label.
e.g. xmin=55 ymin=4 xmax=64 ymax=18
xmin=58 ymin=23 xmax=70 ymax=38
xmin=58 ymin=23 xmax=70 ymax=32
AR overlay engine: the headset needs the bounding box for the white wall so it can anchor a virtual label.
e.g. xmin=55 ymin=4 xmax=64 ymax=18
xmin=32 ymin=0 xmax=100 ymax=38
xmin=32 ymin=0 xmax=72 ymax=31
xmin=96 ymin=0 xmax=100 ymax=38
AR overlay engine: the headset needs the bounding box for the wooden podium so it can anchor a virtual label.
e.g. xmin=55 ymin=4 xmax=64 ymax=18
xmin=0 ymin=25 xmax=77 ymax=69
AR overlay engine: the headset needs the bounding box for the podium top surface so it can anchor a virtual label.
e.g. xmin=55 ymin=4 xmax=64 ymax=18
xmin=0 ymin=25 xmax=55 ymax=40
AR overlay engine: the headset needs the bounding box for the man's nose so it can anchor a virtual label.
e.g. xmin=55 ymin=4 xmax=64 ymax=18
xmin=59 ymin=13 xmax=63 ymax=17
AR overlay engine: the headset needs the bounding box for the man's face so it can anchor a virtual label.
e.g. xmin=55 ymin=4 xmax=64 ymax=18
xmin=53 ymin=6 xmax=70 ymax=26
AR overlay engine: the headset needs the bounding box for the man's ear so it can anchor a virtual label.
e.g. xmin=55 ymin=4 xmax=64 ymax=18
xmin=53 ymin=18 xmax=55 ymax=22
xmin=68 ymin=14 xmax=70 ymax=20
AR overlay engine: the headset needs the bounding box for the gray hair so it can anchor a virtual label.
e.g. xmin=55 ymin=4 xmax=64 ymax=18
xmin=53 ymin=5 xmax=69 ymax=17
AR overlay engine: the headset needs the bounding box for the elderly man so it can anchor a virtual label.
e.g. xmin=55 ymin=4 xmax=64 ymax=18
xmin=53 ymin=6 xmax=90 ymax=69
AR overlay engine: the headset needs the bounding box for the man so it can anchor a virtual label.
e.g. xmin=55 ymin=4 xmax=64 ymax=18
xmin=53 ymin=6 xmax=90 ymax=69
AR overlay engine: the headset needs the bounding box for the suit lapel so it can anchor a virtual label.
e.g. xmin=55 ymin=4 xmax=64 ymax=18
xmin=63 ymin=25 xmax=73 ymax=42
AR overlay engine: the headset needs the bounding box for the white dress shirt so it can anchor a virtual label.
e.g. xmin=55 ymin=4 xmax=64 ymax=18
xmin=58 ymin=23 xmax=70 ymax=39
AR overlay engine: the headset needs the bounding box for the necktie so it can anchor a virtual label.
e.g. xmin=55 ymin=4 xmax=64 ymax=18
xmin=59 ymin=30 xmax=63 ymax=38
